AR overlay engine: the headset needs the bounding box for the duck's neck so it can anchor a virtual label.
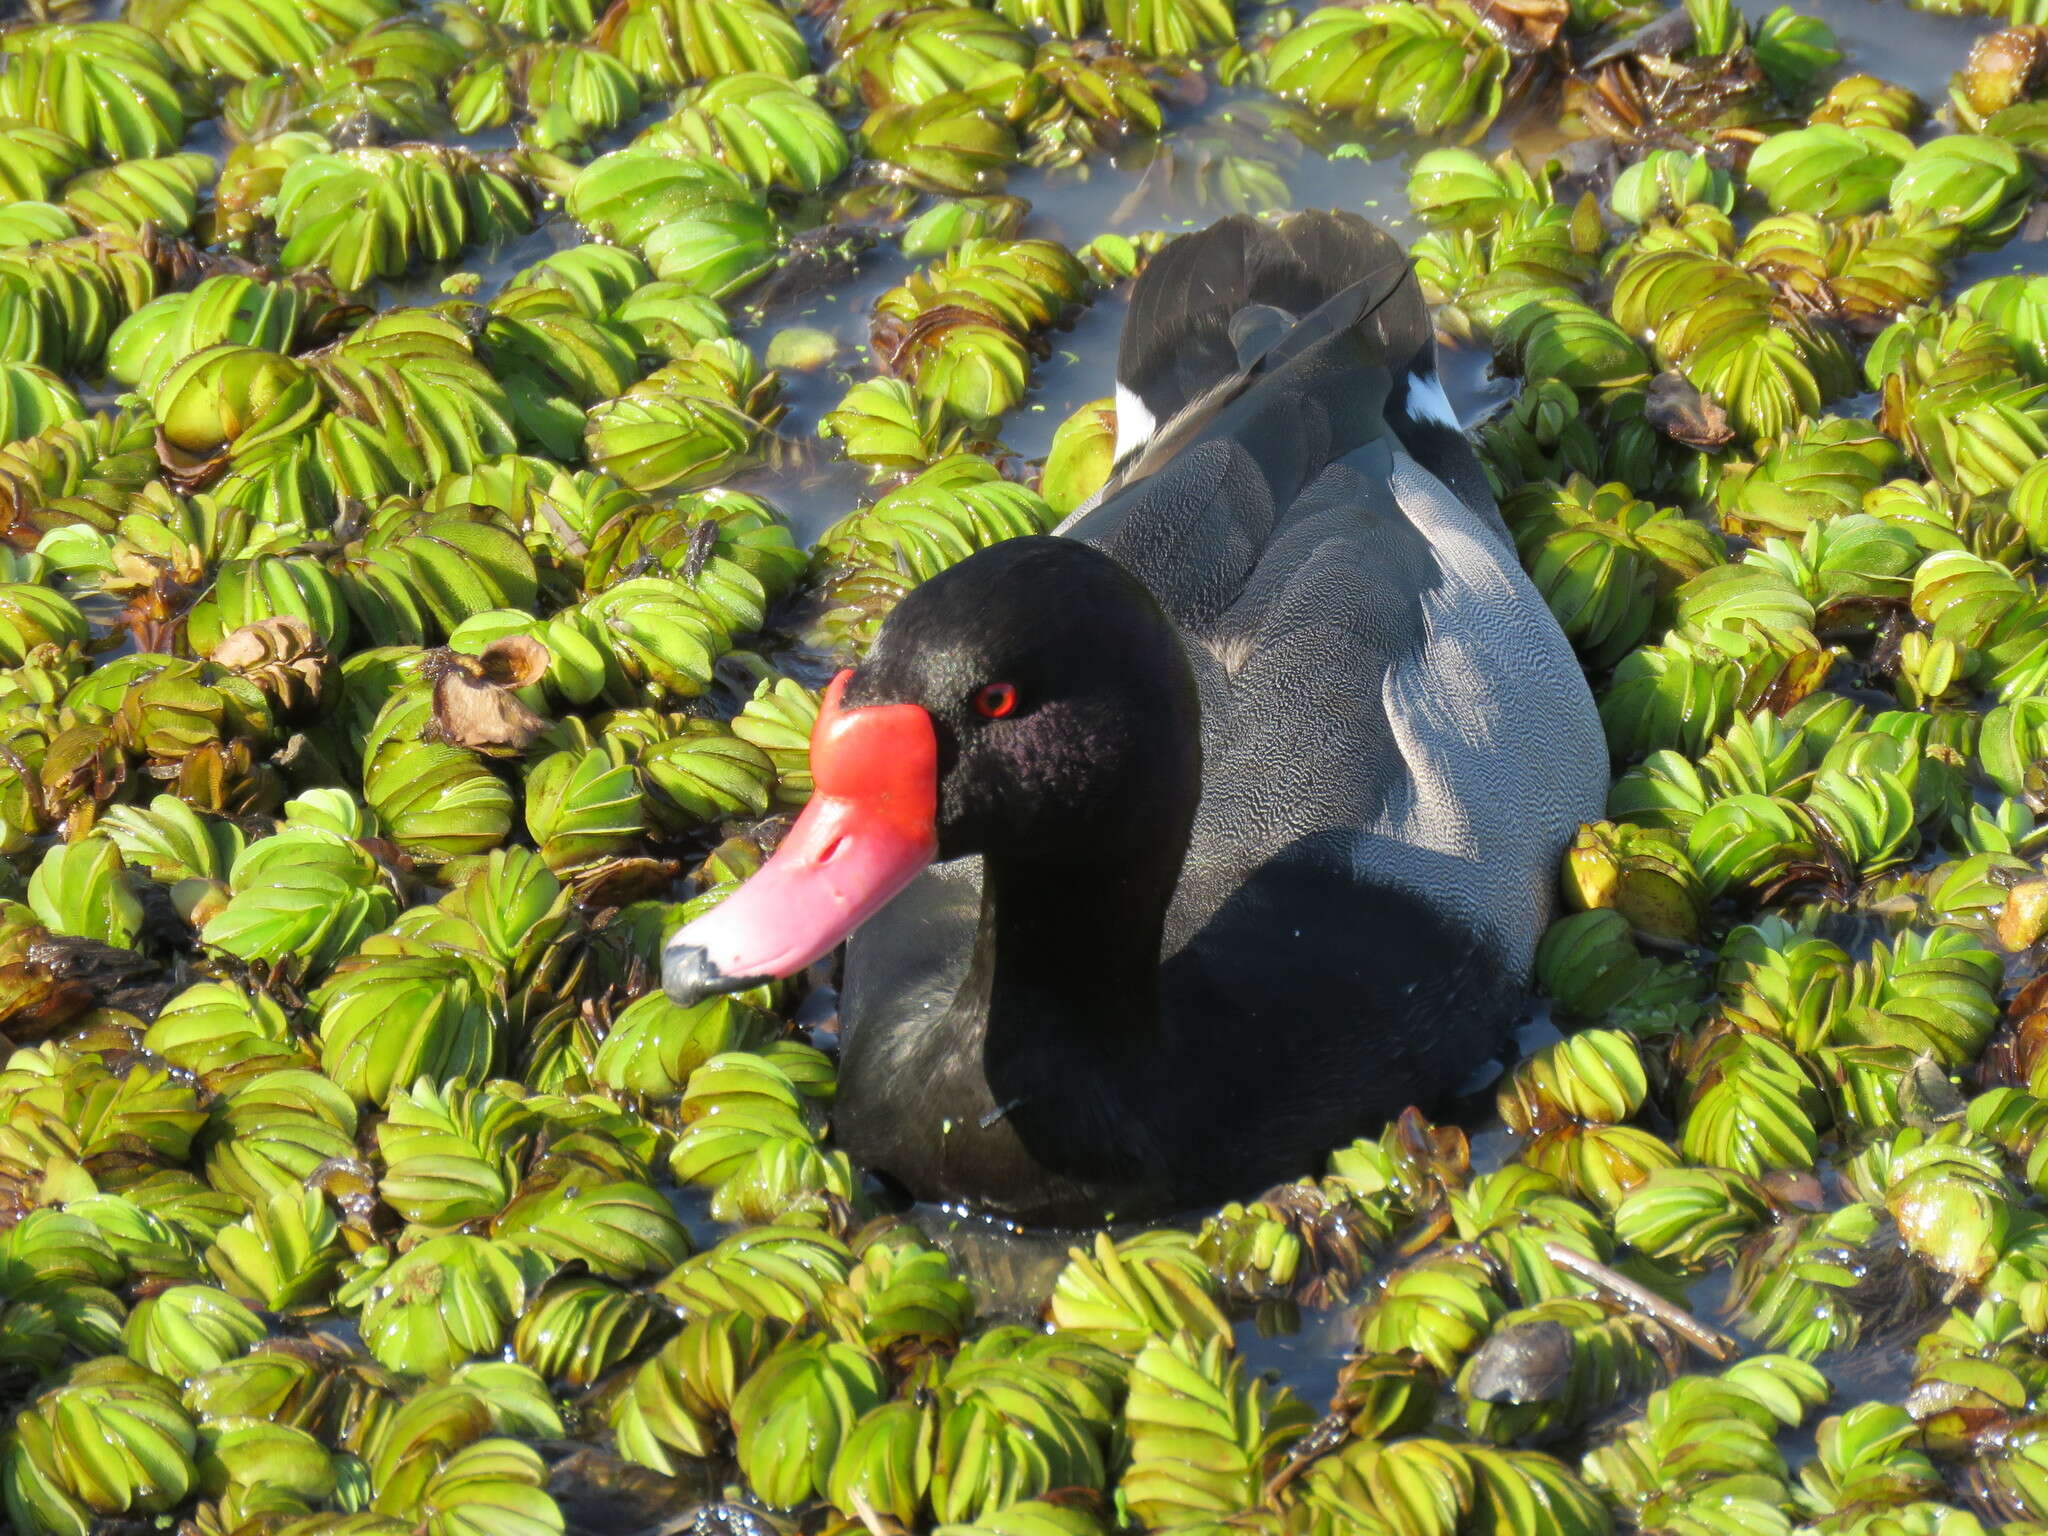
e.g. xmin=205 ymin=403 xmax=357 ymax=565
xmin=927 ymin=831 xmax=1192 ymax=1204
xmin=965 ymin=841 xmax=1182 ymax=1049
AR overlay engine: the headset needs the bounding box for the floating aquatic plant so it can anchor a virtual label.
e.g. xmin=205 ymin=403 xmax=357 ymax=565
xmin=0 ymin=0 xmax=2043 ymax=1527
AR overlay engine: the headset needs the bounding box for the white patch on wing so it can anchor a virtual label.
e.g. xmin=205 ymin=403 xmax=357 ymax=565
xmin=1203 ymin=630 xmax=1257 ymax=677
xmin=1113 ymin=382 xmax=1156 ymax=461
xmin=1400 ymin=368 xmax=1460 ymax=431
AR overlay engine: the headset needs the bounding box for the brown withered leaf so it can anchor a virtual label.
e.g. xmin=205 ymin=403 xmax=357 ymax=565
xmin=134 ymin=225 xmax=270 ymax=290
xmin=1645 ymin=371 xmax=1735 ymax=449
xmin=427 ymin=637 xmax=553 ymax=754
xmin=171 ymin=739 xmax=279 ymax=814
xmin=211 ymin=615 xmax=313 ymax=670
xmin=1567 ymin=45 xmax=1765 ymax=150
xmin=872 ymin=302 xmax=1007 ymax=378
xmin=1245 ymin=1177 xmax=1377 ymax=1308
xmin=1474 ymin=0 xmax=1568 ymax=53
xmin=1983 ymin=972 xmax=2048 ymax=1090
xmin=0 ymin=962 xmax=95 ymax=1041
xmin=0 ymin=931 xmax=168 ymax=1041
xmin=121 ymin=580 xmax=187 ymax=656
xmin=566 ymin=855 xmax=682 ymax=907
xmin=210 ymin=616 xmax=328 ymax=715
xmin=433 ymin=674 xmax=551 ymax=753
xmin=152 ymin=426 xmax=231 ymax=492
xmin=475 ymin=634 xmax=550 ymax=690
xmin=39 ymin=722 xmax=125 ymax=821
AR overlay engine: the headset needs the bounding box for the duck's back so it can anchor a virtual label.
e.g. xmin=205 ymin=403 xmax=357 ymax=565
xmin=1066 ymin=215 xmax=1605 ymax=995
xmin=841 ymin=212 xmax=1606 ymax=1156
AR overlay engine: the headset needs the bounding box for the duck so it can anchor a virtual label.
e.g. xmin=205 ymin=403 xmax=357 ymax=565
xmin=664 ymin=209 xmax=1609 ymax=1227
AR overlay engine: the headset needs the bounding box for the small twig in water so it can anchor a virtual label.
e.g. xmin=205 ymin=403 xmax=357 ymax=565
xmin=849 ymin=1488 xmax=906 ymax=1536
xmin=1261 ymin=1410 xmax=1352 ymax=1506
xmin=1541 ymin=1241 xmax=1740 ymax=1361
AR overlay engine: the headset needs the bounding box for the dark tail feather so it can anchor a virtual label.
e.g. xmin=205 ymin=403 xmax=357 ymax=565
xmin=1113 ymin=210 xmax=1427 ymax=461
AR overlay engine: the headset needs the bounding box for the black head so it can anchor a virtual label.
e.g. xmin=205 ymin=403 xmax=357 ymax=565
xmin=846 ymin=536 xmax=1202 ymax=869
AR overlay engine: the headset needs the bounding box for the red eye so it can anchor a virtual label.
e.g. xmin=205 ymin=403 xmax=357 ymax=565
xmin=973 ymin=682 xmax=1018 ymax=719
